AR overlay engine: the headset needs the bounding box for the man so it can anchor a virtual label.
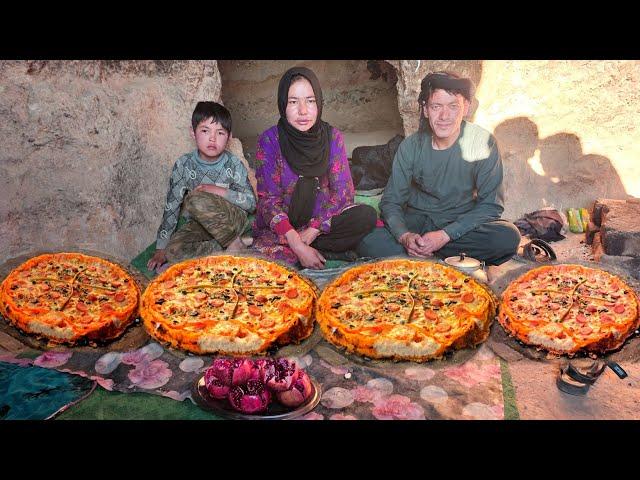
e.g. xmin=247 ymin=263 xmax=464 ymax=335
xmin=357 ymin=71 xmax=520 ymax=265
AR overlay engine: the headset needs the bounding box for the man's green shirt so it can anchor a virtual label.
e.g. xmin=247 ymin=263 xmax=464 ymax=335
xmin=380 ymin=121 xmax=505 ymax=241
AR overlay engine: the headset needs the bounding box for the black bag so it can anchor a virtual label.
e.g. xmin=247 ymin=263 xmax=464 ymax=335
xmin=514 ymin=209 xmax=566 ymax=242
xmin=350 ymin=134 xmax=404 ymax=191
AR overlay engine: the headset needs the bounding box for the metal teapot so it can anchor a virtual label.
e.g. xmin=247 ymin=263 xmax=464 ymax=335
xmin=443 ymin=252 xmax=488 ymax=283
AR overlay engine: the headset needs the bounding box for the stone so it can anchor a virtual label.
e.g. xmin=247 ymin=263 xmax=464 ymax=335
xmin=600 ymin=199 xmax=640 ymax=257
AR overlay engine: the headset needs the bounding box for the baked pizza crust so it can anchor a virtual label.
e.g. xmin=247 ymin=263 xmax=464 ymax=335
xmin=140 ymin=255 xmax=318 ymax=355
xmin=498 ymin=264 xmax=640 ymax=356
xmin=0 ymin=253 xmax=140 ymax=345
xmin=317 ymin=259 xmax=497 ymax=361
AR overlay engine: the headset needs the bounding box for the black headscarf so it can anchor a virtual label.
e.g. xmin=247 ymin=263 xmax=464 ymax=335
xmin=277 ymin=67 xmax=331 ymax=229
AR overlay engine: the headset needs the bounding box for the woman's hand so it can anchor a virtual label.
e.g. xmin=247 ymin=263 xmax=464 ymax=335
xmin=299 ymin=227 xmax=321 ymax=245
xmin=286 ymin=229 xmax=326 ymax=269
xmin=294 ymin=244 xmax=326 ymax=269
xmin=147 ymin=249 xmax=168 ymax=271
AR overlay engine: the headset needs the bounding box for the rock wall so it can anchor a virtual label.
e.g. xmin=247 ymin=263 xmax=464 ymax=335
xmin=390 ymin=60 xmax=639 ymax=220
xmin=0 ymin=60 xmax=254 ymax=262
xmin=1 ymin=60 xmax=638 ymax=263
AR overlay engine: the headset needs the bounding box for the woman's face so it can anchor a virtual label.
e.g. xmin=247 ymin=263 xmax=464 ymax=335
xmin=285 ymin=77 xmax=318 ymax=132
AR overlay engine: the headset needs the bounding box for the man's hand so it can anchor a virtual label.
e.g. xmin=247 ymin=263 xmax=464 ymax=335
xmin=420 ymin=230 xmax=450 ymax=255
xmin=399 ymin=232 xmax=432 ymax=258
xmin=299 ymin=227 xmax=321 ymax=246
xmin=286 ymin=229 xmax=326 ymax=269
xmin=147 ymin=249 xmax=168 ymax=271
xmin=194 ymin=184 xmax=227 ymax=196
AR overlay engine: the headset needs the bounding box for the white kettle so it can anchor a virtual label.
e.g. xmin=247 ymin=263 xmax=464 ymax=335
xmin=443 ymin=252 xmax=488 ymax=283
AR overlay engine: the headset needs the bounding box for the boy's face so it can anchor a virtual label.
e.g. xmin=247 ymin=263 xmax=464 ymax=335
xmin=191 ymin=118 xmax=230 ymax=161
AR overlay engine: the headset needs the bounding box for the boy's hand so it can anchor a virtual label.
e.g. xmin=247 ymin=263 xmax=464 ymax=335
xmin=299 ymin=227 xmax=321 ymax=245
xmin=147 ymin=249 xmax=168 ymax=271
xmin=194 ymin=184 xmax=227 ymax=196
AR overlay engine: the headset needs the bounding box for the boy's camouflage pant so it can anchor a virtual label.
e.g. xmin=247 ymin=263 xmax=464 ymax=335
xmin=165 ymin=191 xmax=248 ymax=262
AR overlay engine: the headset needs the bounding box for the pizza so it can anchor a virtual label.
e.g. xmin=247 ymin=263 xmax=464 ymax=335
xmin=498 ymin=264 xmax=640 ymax=355
xmin=316 ymin=259 xmax=497 ymax=361
xmin=139 ymin=255 xmax=318 ymax=355
xmin=0 ymin=253 xmax=140 ymax=345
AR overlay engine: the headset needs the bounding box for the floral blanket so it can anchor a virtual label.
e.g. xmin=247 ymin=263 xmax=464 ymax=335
xmin=0 ymin=335 xmax=505 ymax=420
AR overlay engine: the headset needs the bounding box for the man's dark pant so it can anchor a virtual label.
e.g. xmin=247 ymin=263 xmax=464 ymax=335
xmin=356 ymin=213 xmax=521 ymax=265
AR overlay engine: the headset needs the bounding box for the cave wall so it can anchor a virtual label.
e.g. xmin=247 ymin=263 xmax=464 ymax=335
xmin=0 ymin=60 xmax=251 ymax=262
xmin=1 ymin=60 xmax=638 ymax=263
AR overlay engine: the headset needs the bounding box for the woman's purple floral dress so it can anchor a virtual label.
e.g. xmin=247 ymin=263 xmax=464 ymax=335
xmin=252 ymin=125 xmax=356 ymax=265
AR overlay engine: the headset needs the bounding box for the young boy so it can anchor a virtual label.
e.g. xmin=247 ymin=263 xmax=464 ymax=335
xmin=147 ymin=101 xmax=256 ymax=273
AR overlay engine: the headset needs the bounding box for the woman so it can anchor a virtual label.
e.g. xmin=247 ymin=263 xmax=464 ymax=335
xmin=252 ymin=67 xmax=377 ymax=269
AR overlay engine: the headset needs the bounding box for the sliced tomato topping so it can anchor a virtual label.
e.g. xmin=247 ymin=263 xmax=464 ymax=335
xmin=371 ymin=296 xmax=384 ymax=305
xmin=586 ymin=305 xmax=598 ymax=313
xmin=76 ymin=302 xmax=88 ymax=312
xmin=50 ymin=291 xmax=61 ymax=299
xmin=388 ymin=304 xmax=401 ymax=312
xmin=194 ymin=292 xmax=207 ymax=301
xmin=461 ymin=292 xmax=475 ymax=303
xmin=259 ymin=317 xmax=275 ymax=328
xmin=101 ymin=303 xmax=115 ymax=312
xmin=576 ymin=314 xmax=588 ymax=324
xmin=424 ymin=309 xmax=438 ymax=321
xmin=114 ymin=292 xmax=126 ymax=302
xmin=255 ymin=294 xmax=268 ymax=303
xmin=580 ymin=326 xmax=593 ymax=335
xmin=339 ymin=284 xmax=352 ymax=293
xmin=276 ymin=278 xmax=287 ymax=285
xmin=550 ymin=303 xmax=561 ymax=311
xmin=285 ymin=288 xmax=298 ymax=299
xmin=248 ymin=305 xmax=262 ymax=316
xmin=614 ymin=304 xmax=625 ymax=314
xmin=164 ymin=280 xmax=176 ymax=289
xmin=431 ymin=299 xmax=444 ymax=307
xmin=600 ymin=314 xmax=613 ymax=324
xmin=436 ymin=323 xmax=451 ymax=332
xmin=210 ymin=298 xmax=225 ymax=308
